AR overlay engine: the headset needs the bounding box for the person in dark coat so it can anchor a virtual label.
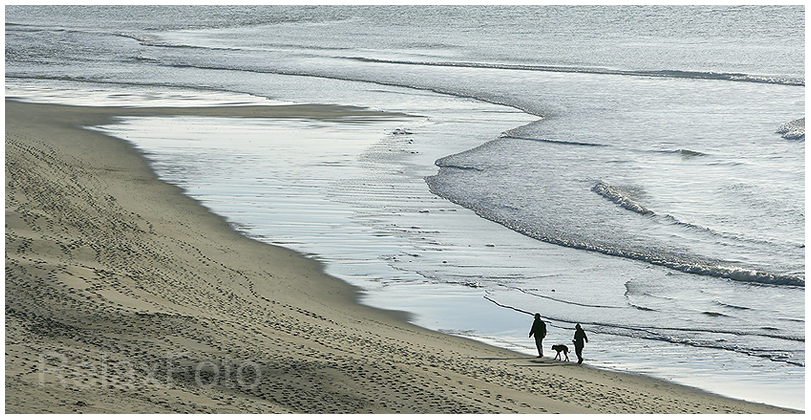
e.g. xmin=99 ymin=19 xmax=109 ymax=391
xmin=528 ymin=313 xmax=547 ymax=358
xmin=572 ymin=323 xmax=589 ymax=364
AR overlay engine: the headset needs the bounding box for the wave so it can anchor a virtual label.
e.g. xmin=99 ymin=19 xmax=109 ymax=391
xmin=777 ymin=117 xmax=805 ymax=140
xmin=435 ymin=163 xmax=484 ymax=172
xmin=590 ymin=180 xmax=792 ymax=252
xmin=116 ymin=32 xmax=240 ymax=52
xmin=713 ymin=301 xmax=753 ymax=311
xmin=120 ymin=31 xmax=355 ymax=54
xmin=672 ymin=148 xmax=707 ymax=158
xmin=346 ymin=56 xmax=805 ymax=87
xmin=427 ymin=174 xmax=804 ymax=287
xmin=592 ymin=181 xmax=653 ymax=216
xmin=500 ymin=134 xmax=710 ymax=158
xmin=498 ymin=134 xmax=606 ymax=147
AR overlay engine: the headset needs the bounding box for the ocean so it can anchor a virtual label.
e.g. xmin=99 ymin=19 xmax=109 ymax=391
xmin=5 ymin=5 xmax=805 ymax=410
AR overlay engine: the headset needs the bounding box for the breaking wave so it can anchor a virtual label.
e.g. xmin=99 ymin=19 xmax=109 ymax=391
xmin=777 ymin=118 xmax=805 ymax=140
xmin=426 ymin=172 xmax=804 ymax=288
xmin=592 ymin=181 xmax=653 ymax=216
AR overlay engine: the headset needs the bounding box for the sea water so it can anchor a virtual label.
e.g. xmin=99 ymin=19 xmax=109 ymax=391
xmin=5 ymin=5 xmax=804 ymax=410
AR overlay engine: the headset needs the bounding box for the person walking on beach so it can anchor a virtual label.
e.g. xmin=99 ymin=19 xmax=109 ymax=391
xmin=528 ymin=313 xmax=547 ymax=358
xmin=572 ymin=323 xmax=588 ymax=364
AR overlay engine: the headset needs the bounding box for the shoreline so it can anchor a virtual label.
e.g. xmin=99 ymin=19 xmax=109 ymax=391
xmin=5 ymin=99 xmax=800 ymax=414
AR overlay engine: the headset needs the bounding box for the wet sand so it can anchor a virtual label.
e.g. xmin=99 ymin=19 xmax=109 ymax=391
xmin=4 ymin=99 xmax=799 ymax=414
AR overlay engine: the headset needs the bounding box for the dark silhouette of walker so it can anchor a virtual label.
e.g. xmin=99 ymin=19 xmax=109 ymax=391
xmin=572 ymin=323 xmax=589 ymax=364
xmin=528 ymin=313 xmax=547 ymax=358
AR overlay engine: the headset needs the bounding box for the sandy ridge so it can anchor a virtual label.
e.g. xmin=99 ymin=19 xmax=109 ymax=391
xmin=5 ymin=100 xmax=799 ymax=414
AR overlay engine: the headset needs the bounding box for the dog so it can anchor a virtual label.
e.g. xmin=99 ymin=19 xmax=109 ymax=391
xmin=551 ymin=344 xmax=570 ymax=362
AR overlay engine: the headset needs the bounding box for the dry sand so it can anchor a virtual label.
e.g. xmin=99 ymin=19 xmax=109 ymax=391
xmin=4 ymin=99 xmax=800 ymax=414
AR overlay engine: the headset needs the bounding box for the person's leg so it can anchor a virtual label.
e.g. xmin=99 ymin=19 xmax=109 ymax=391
xmin=535 ymin=337 xmax=543 ymax=357
xmin=575 ymin=345 xmax=583 ymax=364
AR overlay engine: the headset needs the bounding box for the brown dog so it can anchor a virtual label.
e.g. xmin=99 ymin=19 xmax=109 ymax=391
xmin=551 ymin=344 xmax=569 ymax=361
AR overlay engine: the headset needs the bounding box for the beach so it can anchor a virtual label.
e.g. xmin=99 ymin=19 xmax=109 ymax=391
xmin=4 ymin=99 xmax=799 ymax=414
